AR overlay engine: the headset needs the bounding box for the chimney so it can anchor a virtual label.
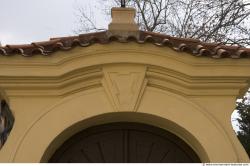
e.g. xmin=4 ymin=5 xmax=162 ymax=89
xmin=107 ymin=7 xmax=139 ymax=39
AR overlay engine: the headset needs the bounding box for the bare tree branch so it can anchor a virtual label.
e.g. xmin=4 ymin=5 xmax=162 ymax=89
xmin=75 ymin=0 xmax=250 ymax=47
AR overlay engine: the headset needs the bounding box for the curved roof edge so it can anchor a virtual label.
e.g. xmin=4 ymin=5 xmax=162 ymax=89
xmin=0 ymin=31 xmax=250 ymax=59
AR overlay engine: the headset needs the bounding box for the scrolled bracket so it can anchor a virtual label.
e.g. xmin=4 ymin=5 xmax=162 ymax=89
xmin=0 ymin=100 xmax=14 ymax=150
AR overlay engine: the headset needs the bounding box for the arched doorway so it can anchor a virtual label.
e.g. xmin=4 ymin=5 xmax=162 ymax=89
xmin=49 ymin=122 xmax=201 ymax=163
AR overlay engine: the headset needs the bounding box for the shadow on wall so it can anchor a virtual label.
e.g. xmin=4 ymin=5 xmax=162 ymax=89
xmin=231 ymin=89 xmax=250 ymax=158
xmin=0 ymin=100 xmax=15 ymax=149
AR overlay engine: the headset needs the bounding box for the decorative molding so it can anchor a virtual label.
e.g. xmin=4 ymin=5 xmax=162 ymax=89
xmin=0 ymin=67 xmax=103 ymax=97
xmin=146 ymin=66 xmax=249 ymax=97
xmin=102 ymin=65 xmax=147 ymax=112
xmin=0 ymin=64 xmax=248 ymax=97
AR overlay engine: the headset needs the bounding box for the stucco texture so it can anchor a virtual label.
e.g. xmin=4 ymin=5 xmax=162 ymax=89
xmin=0 ymin=43 xmax=249 ymax=162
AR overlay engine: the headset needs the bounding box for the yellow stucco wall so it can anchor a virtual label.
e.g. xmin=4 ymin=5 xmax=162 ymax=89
xmin=0 ymin=43 xmax=249 ymax=162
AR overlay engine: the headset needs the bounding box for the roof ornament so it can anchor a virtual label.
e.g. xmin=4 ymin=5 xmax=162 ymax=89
xmin=108 ymin=2 xmax=139 ymax=39
xmin=121 ymin=0 xmax=126 ymax=8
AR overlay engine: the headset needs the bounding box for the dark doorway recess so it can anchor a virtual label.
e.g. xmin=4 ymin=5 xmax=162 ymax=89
xmin=49 ymin=122 xmax=201 ymax=163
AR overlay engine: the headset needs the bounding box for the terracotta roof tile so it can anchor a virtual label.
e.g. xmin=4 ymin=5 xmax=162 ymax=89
xmin=0 ymin=31 xmax=250 ymax=59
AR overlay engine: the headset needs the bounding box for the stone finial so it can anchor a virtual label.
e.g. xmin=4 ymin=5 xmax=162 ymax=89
xmin=107 ymin=7 xmax=139 ymax=39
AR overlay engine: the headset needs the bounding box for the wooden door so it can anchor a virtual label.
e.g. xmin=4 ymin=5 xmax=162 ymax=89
xmin=49 ymin=122 xmax=200 ymax=163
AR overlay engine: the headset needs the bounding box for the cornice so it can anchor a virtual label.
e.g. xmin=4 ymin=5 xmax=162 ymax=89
xmin=0 ymin=44 xmax=250 ymax=78
xmin=2 ymin=67 xmax=103 ymax=97
xmin=146 ymin=66 xmax=248 ymax=97
xmin=0 ymin=65 xmax=248 ymax=97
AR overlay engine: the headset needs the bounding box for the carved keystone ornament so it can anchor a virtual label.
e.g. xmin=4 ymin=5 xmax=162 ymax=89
xmin=102 ymin=66 xmax=147 ymax=112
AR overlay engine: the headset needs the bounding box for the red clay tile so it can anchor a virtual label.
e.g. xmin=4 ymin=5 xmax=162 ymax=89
xmin=0 ymin=31 xmax=249 ymax=59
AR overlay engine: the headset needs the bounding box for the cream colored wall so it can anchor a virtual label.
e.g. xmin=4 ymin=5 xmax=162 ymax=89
xmin=0 ymin=43 xmax=249 ymax=162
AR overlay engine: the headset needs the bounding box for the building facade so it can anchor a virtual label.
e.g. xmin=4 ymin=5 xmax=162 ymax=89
xmin=0 ymin=7 xmax=250 ymax=163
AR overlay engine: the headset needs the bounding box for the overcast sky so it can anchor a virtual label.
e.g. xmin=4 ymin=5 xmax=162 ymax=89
xmin=1 ymin=0 xmax=249 ymax=46
xmin=0 ymin=0 xmax=111 ymax=45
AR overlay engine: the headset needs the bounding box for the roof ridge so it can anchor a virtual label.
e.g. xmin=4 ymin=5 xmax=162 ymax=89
xmin=0 ymin=31 xmax=249 ymax=59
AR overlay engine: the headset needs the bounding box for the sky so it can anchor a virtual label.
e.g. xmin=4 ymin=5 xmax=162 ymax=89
xmin=1 ymin=0 xmax=249 ymax=46
xmin=0 ymin=0 xmax=110 ymax=45
xmin=0 ymin=0 xmax=246 ymax=132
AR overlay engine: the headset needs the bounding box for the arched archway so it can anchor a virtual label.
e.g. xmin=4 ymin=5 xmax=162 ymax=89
xmin=11 ymin=78 xmax=239 ymax=163
xmin=49 ymin=122 xmax=201 ymax=163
